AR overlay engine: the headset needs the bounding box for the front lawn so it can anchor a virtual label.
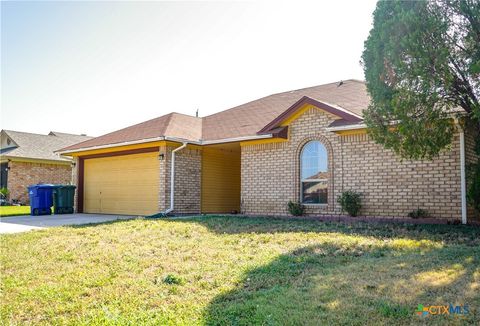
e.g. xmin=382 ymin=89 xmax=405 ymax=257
xmin=1 ymin=216 xmax=479 ymax=325
xmin=0 ymin=206 xmax=30 ymax=217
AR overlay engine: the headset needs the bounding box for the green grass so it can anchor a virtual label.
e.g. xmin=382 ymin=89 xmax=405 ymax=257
xmin=0 ymin=206 xmax=30 ymax=217
xmin=1 ymin=216 xmax=479 ymax=325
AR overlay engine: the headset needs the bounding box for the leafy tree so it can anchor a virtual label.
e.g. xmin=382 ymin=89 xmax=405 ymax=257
xmin=362 ymin=0 xmax=480 ymax=213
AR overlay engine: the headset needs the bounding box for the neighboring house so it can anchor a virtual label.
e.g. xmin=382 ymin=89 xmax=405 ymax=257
xmin=0 ymin=130 xmax=93 ymax=204
xmin=59 ymin=80 xmax=478 ymax=222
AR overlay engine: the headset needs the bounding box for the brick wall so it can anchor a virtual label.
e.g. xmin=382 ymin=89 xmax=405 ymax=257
xmin=159 ymin=145 xmax=202 ymax=214
xmin=7 ymin=160 xmax=72 ymax=204
xmin=242 ymin=107 xmax=342 ymax=216
xmin=341 ymin=133 xmax=461 ymax=219
xmin=241 ymin=106 xmax=466 ymax=220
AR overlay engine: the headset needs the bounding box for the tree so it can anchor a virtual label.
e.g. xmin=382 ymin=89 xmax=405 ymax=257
xmin=362 ymin=0 xmax=479 ymax=158
xmin=362 ymin=0 xmax=480 ymax=213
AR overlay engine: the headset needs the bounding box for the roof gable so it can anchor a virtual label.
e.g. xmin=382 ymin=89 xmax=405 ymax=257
xmin=258 ymin=96 xmax=363 ymax=134
xmin=0 ymin=130 xmax=19 ymax=150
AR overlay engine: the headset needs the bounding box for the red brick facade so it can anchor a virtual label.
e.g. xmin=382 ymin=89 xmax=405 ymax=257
xmin=7 ymin=161 xmax=72 ymax=204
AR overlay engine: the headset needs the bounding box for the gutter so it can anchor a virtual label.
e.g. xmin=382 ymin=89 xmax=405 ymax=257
xmin=160 ymin=142 xmax=188 ymax=216
xmin=455 ymin=120 xmax=467 ymax=224
xmin=326 ymin=112 xmax=468 ymax=133
xmin=58 ymin=134 xmax=274 ymax=155
xmin=57 ymin=136 xmax=168 ymax=156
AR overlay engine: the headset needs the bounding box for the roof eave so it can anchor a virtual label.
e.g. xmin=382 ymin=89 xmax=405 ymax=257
xmin=57 ymin=136 xmax=168 ymax=155
xmin=200 ymin=134 xmax=274 ymax=145
xmin=0 ymin=155 xmax=72 ymax=165
xmin=57 ymin=133 xmax=278 ymax=155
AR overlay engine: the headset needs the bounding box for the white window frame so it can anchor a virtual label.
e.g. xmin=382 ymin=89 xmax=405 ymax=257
xmin=300 ymin=141 xmax=328 ymax=205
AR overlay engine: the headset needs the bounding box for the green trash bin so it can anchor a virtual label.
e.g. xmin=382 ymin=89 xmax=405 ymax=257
xmin=53 ymin=185 xmax=76 ymax=214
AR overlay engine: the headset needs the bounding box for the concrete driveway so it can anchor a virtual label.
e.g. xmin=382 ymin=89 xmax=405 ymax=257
xmin=0 ymin=214 xmax=135 ymax=234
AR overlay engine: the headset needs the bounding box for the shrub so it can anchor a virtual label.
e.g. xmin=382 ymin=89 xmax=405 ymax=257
xmin=337 ymin=190 xmax=362 ymax=217
xmin=287 ymin=201 xmax=305 ymax=216
xmin=0 ymin=187 xmax=9 ymax=198
xmin=0 ymin=188 xmax=9 ymax=205
xmin=163 ymin=274 xmax=185 ymax=285
xmin=467 ymin=162 xmax=480 ymax=215
xmin=408 ymin=208 xmax=429 ymax=219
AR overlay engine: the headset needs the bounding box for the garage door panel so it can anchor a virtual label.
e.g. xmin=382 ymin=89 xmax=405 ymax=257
xmin=84 ymin=152 xmax=159 ymax=215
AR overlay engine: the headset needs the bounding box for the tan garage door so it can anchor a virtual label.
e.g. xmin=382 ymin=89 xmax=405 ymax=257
xmin=84 ymin=152 xmax=159 ymax=215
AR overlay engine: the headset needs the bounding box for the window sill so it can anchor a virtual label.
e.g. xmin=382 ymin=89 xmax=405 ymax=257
xmin=303 ymin=203 xmax=328 ymax=207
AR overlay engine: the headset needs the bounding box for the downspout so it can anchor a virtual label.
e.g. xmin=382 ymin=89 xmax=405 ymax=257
xmin=161 ymin=142 xmax=188 ymax=216
xmin=456 ymin=119 xmax=467 ymax=224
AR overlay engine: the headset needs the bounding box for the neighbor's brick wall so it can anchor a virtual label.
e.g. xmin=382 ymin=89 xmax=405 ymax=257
xmin=8 ymin=161 xmax=72 ymax=205
xmin=241 ymin=107 xmax=464 ymax=220
xmin=159 ymin=145 xmax=201 ymax=214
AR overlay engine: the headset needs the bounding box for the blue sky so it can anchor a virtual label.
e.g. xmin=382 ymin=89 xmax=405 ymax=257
xmin=1 ymin=1 xmax=377 ymax=137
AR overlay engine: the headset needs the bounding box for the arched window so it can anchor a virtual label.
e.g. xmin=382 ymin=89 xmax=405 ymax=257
xmin=300 ymin=141 xmax=328 ymax=204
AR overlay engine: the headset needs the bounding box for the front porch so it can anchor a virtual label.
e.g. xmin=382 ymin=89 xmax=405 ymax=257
xmin=200 ymin=142 xmax=241 ymax=214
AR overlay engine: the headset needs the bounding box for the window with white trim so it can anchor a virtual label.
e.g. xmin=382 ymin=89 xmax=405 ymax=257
xmin=300 ymin=140 xmax=328 ymax=204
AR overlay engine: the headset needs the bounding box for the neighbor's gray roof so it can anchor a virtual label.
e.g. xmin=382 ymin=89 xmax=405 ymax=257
xmin=1 ymin=130 xmax=93 ymax=162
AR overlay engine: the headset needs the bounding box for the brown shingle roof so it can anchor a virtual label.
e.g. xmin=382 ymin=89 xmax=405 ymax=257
xmin=202 ymin=79 xmax=369 ymax=140
xmin=61 ymin=79 xmax=370 ymax=151
xmin=0 ymin=130 xmax=93 ymax=162
xmin=61 ymin=112 xmax=202 ymax=151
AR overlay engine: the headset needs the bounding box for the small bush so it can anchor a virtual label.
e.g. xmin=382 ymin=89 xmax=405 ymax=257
xmin=0 ymin=187 xmax=9 ymax=198
xmin=337 ymin=190 xmax=362 ymax=217
xmin=287 ymin=201 xmax=305 ymax=216
xmin=467 ymin=162 xmax=480 ymax=215
xmin=163 ymin=274 xmax=185 ymax=285
xmin=408 ymin=208 xmax=429 ymax=219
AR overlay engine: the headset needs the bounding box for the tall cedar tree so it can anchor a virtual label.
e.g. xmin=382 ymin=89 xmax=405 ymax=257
xmin=362 ymin=0 xmax=480 ymax=212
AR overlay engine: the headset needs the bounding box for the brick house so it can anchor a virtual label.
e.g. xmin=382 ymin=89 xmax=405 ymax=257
xmin=0 ymin=130 xmax=92 ymax=204
xmin=59 ymin=80 xmax=479 ymax=222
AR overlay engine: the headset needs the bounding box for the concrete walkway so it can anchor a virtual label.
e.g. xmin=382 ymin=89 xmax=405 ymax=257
xmin=0 ymin=214 xmax=135 ymax=234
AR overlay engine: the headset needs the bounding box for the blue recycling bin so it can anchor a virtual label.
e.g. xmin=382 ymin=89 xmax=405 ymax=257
xmin=28 ymin=184 xmax=57 ymax=216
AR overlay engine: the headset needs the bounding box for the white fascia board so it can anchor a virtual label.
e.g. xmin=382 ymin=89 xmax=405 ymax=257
xmin=325 ymin=123 xmax=367 ymax=132
xmin=57 ymin=136 xmax=167 ymax=155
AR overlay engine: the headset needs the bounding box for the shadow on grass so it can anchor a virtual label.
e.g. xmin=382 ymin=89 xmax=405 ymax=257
xmin=64 ymin=217 xmax=140 ymax=229
xmin=203 ymin=242 xmax=479 ymax=325
xmin=162 ymin=215 xmax=480 ymax=245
